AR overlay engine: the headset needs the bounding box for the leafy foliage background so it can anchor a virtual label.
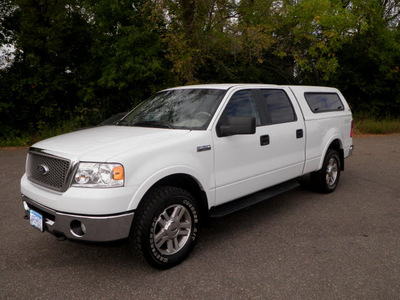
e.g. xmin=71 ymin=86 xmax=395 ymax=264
xmin=1 ymin=0 xmax=399 ymax=142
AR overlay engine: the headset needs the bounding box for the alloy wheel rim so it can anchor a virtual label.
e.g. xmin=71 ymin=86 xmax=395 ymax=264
xmin=153 ymin=204 xmax=192 ymax=255
xmin=326 ymin=157 xmax=338 ymax=187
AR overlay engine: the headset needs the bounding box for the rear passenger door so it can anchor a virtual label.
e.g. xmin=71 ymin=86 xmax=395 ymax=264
xmin=213 ymin=87 xmax=305 ymax=206
xmin=256 ymin=88 xmax=306 ymax=183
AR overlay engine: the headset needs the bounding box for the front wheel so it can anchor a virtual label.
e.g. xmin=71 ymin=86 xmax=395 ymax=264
xmin=311 ymin=149 xmax=341 ymax=193
xmin=130 ymin=186 xmax=200 ymax=269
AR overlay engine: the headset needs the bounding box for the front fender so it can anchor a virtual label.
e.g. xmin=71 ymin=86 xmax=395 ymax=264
xmin=112 ymin=131 xmax=215 ymax=211
xmin=127 ymin=165 xmax=214 ymax=211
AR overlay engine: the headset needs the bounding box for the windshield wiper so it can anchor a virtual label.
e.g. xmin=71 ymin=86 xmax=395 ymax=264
xmin=116 ymin=119 xmax=129 ymax=126
xmin=132 ymin=121 xmax=175 ymax=129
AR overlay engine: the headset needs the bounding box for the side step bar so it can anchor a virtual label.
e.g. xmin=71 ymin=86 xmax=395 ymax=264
xmin=209 ymin=180 xmax=300 ymax=218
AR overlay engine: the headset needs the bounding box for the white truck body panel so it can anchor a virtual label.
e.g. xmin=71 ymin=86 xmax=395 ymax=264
xmin=288 ymin=86 xmax=353 ymax=173
xmin=21 ymin=84 xmax=353 ymax=244
xmin=212 ymin=86 xmax=306 ymax=205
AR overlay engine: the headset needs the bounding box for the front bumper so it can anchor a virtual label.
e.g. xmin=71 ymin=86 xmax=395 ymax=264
xmin=22 ymin=195 xmax=134 ymax=242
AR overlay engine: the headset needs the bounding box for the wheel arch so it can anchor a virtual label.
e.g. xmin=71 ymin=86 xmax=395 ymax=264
xmin=130 ymin=172 xmax=210 ymax=222
xmin=152 ymin=174 xmax=209 ymax=220
xmin=322 ymin=138 xmax=345 ymax=171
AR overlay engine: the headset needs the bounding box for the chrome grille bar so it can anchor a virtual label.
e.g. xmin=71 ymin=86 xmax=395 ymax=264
xmin=27 ymin=148 xmax=78 ymax=192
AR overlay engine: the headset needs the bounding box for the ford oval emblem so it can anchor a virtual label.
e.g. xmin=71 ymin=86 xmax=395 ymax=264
xmin=37 ymin=164 xmax=50 ymax=175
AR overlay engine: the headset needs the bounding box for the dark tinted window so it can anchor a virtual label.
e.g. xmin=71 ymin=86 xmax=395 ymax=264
xmin=305 ymin=93 xmax=344 ymax=113
xmin=260 ymin=89 xmax=296 ymax=124
xmin=219 ymin=90 xmax=261 ymax=126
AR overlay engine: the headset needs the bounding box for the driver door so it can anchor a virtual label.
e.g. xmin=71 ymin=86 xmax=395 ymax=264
xmin=213 ymin=89 xmax=266 ymax=205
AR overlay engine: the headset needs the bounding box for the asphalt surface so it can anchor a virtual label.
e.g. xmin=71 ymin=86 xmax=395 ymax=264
xmin=1 ymin=135 xmax=399 ymax=299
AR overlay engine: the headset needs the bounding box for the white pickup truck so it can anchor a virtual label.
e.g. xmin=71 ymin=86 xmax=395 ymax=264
xmin=21 ymin=84 xmax=353 ymax=269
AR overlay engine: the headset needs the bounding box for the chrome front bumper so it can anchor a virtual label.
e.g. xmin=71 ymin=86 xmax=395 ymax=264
xmin=22 ymin=195 xmax=134 ymax=242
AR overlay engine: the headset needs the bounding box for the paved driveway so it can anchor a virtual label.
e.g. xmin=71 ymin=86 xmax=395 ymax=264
xmin=1 ymin=135 xmax=399 ymax=299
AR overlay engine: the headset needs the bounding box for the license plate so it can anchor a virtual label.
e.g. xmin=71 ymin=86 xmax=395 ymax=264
xmin=30 ymin=210 xmax=43 ymax=232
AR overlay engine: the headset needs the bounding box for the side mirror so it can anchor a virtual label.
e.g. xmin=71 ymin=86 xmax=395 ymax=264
xmin=219 ymin=116 xmax=256 ymax=137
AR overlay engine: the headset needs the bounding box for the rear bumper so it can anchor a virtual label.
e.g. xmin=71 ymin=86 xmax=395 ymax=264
xmin=348 ymin=145 xmax=354 ymax=157
xmin=344 ymin=145 xmax=354 ymax=159
xmin=22 ymin=195 xmax=134 ymax=242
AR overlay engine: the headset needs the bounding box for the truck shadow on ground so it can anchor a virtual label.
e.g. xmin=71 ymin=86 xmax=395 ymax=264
xmin=23 ymin=182 xmax=323 ymax=273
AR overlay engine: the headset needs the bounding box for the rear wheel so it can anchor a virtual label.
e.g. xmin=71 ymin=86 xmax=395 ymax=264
xmin=311 ymin=149 xmax=341 ymax=193
xmin=130 ymin=186 xmax=200 ymax=269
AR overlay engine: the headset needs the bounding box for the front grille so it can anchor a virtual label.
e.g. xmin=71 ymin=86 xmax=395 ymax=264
xmin=27 ymin=150 xmax=72 ymax=192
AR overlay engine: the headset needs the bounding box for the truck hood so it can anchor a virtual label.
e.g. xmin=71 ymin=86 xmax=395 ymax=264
xmin=32 ymin=126 xmax=191 ymax=162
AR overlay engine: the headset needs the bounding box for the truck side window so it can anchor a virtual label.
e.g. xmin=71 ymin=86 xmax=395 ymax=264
xmin=260 ymin=89 xmax=296 ymax=124
xmin=219 ymin=90 xmax=261 ymax=126
xmin=304 ymin=92 xmax=344 ymax=113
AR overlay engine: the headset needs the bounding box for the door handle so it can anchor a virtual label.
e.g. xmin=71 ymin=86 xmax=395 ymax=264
xmin=260 ymin=135 xmax=270 ymax=146
xmin=296 ymin=129 xmax=303 ymax=139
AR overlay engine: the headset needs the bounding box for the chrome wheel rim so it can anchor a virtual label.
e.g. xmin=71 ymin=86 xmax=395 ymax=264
xmin=326 ymin=157 xmax=338 ymax=187
xmin=153 ymin=204 xmax=192 ymax=255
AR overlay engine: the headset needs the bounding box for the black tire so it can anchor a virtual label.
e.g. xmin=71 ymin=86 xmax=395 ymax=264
xmin=311 ymin=149 xmax=341 ymax=193
xmin=130 ymin=186 xmax=200 ymax=269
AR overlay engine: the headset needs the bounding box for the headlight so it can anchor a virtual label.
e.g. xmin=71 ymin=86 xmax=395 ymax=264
xmin=72 ymin=162 xmax=124 ymax=188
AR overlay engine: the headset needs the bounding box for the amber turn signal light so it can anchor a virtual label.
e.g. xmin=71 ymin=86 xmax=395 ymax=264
xmin=113 ymin=166 xmax=124 ymax=181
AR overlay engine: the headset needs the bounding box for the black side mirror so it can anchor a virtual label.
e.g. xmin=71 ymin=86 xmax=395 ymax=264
xmin=219 ymin=116 xmax=256 ymax=137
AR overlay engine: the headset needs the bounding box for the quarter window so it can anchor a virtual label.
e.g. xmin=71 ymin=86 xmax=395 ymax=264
xmin=305 ymin=93 xmax=344 ymax=113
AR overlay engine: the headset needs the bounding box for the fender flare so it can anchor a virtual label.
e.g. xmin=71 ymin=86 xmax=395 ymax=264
xmin=318 ymin=136 xmax=344 ymax=171
xmin=127 ymin=166 xmax=213 ymax=212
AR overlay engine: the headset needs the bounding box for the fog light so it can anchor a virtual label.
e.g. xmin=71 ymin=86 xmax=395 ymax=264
xmin=81 ymin=223 xmax=87 ymax=234
xmin=70 ymin=220 xmax=86 ymax=237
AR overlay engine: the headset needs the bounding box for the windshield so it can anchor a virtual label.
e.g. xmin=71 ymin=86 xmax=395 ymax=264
xmin=118 ymin=88 xmax=226 ymax=130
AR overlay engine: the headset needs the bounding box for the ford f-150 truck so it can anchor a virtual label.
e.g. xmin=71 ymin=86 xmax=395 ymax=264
xmin=21 ymin=84 xmax=354 ymax=269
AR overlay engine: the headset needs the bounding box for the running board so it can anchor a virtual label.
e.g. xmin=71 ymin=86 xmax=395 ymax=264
xmin=209 ymin=180 xmax=300 ymax=218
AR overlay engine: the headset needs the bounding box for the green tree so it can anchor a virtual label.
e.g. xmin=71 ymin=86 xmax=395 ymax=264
xmin=0 ymin=0 xmax=96 ymax=138
xmin=332 ymin=0 xmax=400 ymax=116
xmin=0 ymin=0 xmax=170 ymax=142
xmin=86 ymin=0 xmax=171 ymax=113
xmin=150 ymin=0 xmax=241 ymax=84
xmin=1 ymin=0 xmax=400 ymax=144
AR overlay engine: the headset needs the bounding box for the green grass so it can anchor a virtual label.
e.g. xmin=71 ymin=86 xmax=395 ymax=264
xmin=354 ymin=118 xmax=400 ymax=135
xmin=0 ymin=119 xmax=83 ymax=148
xmin=0 ymin=135 xmax=33 ymax=148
